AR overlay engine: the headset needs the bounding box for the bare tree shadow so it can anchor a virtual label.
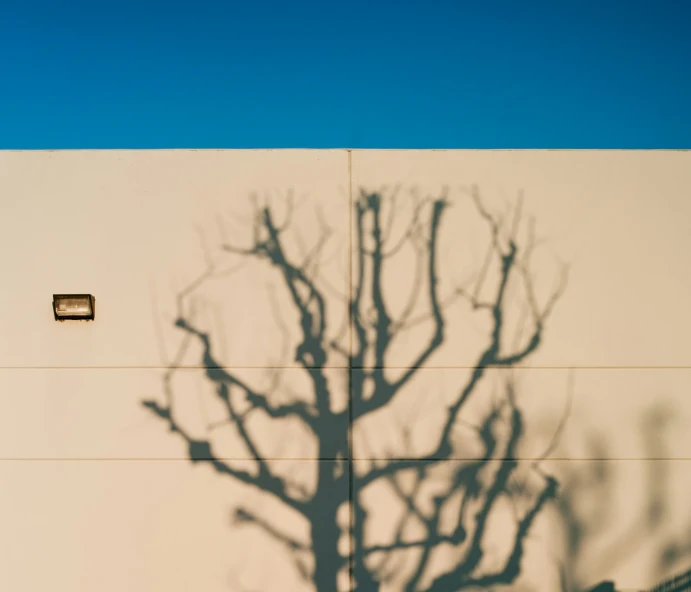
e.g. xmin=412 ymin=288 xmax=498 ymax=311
xmin=140 ymin=186 xmax=687 ymax=591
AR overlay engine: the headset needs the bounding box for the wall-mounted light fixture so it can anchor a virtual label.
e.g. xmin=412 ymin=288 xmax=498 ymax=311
xmin=53 ymin=294 xmax=95 ymax=321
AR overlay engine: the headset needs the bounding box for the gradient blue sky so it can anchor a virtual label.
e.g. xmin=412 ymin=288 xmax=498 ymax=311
xmin=1 ymin=0 xmax=689 ymax=148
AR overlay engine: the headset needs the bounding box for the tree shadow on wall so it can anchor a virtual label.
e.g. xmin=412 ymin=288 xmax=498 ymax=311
xmin=140 ymin=186 xmax=682 ymax=591
xmin=518 ymin=401 xmax=691 ymax=592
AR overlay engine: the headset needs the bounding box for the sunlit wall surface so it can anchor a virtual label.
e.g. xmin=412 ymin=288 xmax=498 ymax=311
xmin=1 ymin=150 xmax=690 ymax=592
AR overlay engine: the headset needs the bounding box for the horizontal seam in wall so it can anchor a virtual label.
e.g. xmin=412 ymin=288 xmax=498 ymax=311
xmin=1 ymin=365 xmax=690 ymax=370
xmin=0 ymin=457 xmax=688 ymax=462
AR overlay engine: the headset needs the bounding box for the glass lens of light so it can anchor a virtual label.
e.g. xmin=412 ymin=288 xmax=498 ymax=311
xmin=55 ymin=296 xmax=92 ymax=317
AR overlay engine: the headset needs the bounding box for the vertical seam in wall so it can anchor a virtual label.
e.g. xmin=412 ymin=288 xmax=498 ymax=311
xmin=347 ymin=148 xmax=354 ymax=592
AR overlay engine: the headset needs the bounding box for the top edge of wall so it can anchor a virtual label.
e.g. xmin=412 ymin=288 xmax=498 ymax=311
xmin=0 ymin=148 xmax=689 ymax=153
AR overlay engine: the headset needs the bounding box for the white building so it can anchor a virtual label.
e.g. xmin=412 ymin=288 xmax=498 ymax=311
xmin=1 ymin=150 xmax=690 ymax=591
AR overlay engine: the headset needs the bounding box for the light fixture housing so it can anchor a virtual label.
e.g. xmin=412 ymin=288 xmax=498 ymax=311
xmin=53 ymin=294 xmax=95 ymax=321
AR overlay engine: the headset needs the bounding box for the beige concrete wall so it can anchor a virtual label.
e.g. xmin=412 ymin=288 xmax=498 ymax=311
xmin=0 ymin=150 xmax=689 ymax=591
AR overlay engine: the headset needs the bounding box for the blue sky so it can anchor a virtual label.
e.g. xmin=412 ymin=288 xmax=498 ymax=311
xmin=1 ymin=0 xmax=689 ymax=148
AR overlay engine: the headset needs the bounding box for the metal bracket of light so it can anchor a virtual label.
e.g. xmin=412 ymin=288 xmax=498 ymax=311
xmin=53 ymin=294 xmax=95 ymax=321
